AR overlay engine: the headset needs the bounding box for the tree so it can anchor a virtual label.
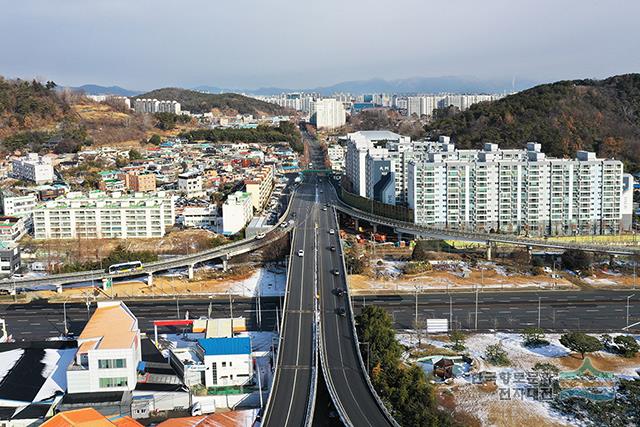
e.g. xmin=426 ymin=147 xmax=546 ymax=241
xmin=521 ymin=327 xmax=549 ymax=347
xmin=411 ymin=240 xmax=433 ymax=261
xmin=560 ymin=332 xmax=603 ymax=359
xmin=532 ymin=362 xmax=559 ymax=376
xmin=561 ymin=249 xmax=593 ymax=271
xmin=613 ymin=335 xmax=640 ymax=358
xmin=450 ymin=330 xmax=466 ymax=351
xmin=148 ymin=134 xmax=162 ymax=145
xmin=128 ymin=148 xmax=143 ymax=160
xmin=485 ymin=343 xmax=510 ymax=366
xmin=355 ymin=306 xmax=402 ymax=373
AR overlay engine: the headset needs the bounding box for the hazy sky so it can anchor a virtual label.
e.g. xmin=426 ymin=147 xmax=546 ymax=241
xmin=1 ymin=0 xmax=638 ymax=90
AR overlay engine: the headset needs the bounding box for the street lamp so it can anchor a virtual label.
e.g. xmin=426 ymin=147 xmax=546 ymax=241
xmin=63 ymin=300 xmax=69 ymax=336
xmin=359 ymin=341 xmax=371 ymax=373
xmin=626 ymin=294 xmax=635 ymax=328
xmin=537 ymin=296 xmax=542 ymax=328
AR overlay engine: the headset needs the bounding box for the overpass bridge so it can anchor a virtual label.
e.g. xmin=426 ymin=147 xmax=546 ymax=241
xmin=333 ymin=198 xmax=640 ymax=257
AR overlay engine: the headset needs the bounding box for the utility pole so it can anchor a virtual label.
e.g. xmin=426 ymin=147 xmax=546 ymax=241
xmin=627 ymin=294 xmax=635 ymax=328
xmin=257 ymin=285 xmax=262 ymax=331
xmin=229 ymin=289 xmax=234 ymax=336
xmin=63 ymin=300 xmax=69 ymax=336
xmin=176 ymin=297 xmax=180 ymax=319
xmin=537 ymin=297 xmax=542 ymax=328
xmin=414 ymin=286 xmax=419 ymax=331
xmin=449 ymin=294 xmax=453 ymax=328
xmin=474 ymin=286 xmax=479 ymax=330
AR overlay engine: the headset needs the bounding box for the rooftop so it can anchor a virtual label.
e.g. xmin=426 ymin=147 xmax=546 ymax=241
xmin=197 ymin=337 xmax=251 ymax=356
xmin=77 ymin=301 xmax=138 ymax=353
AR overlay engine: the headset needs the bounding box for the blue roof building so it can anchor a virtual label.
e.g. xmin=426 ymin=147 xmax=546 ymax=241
xmin=197 ymin=337 xmax=251 ymax=356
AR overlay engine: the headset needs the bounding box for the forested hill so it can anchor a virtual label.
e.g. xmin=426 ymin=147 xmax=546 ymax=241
xmin=0 ymin=77 xmax=70 ymax=138
xmin=133 ymin=88 xmax=288 ymax=116
xmin=425 ymin=74 xmax=640 ymax=172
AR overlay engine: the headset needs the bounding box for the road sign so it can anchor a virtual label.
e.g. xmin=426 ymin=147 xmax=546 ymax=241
xmin=426 ymin=319 xmax=448 ymax=333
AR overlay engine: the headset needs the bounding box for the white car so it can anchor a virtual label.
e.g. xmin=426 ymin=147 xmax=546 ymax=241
xmin=297 ymin=250 xmax=304 ymax=257
xmin=329 ymin=229 xmax=335 ymax=235
xmin=255 ymin=233 xmax=265 ymax=240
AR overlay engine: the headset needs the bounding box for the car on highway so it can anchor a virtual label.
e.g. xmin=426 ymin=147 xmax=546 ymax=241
xmin=321 ymin=206 xmax=327 ymax=211
xmin=329 ymin=245 xmax=336 ymax=251
xmin=297 ymin=250 xmax=304 ymax=257
xmin=336 ymin=307 xmax=346 ymax=317
xmin=329 ymin=229 xmax=335 ymax=235
xmin=333 ymin=288 xmax=345 ymax=297
xmin=280 ymin=222 xmax=288 ymax=228
xmin=255 ymin=233 xmax=265 ymax=240
xmin=332 ymin=269 xmax=339 ymax=276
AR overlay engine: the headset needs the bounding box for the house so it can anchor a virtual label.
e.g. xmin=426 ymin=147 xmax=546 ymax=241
xmin=42 ymin=407 xmax=142 ymax=427
xmin=66 ymin=301 xmax=141 ymax=394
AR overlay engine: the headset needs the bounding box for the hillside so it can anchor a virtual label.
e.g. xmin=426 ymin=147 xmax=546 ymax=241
xmin=133 ymin=88 xmax=288 ymax=116
xmin=0 ymin=77 xmax=70 ymax=138
xmin=425 ymin=74 xmax=640 ymax=172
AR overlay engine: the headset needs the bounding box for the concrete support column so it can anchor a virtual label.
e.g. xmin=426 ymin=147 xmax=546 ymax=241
xmin=188 ymin=264 xmax=195 ymax=280
xmin=223 ymin=259 xmax=228 ymax=272
xmin=354 ymin=218 xmax=359 ymax=232
xmin=526 ymin=245 xmax=533 ymax=262
xmin=372 ymin=224 xmax=378 ymax=234
xmin=147 ymin=272 xmax=153 ymax=287
xmin=486 ymin=242 xmax=492 ymax=261
xmin=397 ymin=232 xmax=402 ymax=242
xmin=56 ymin=284 xmax=63 ymax=294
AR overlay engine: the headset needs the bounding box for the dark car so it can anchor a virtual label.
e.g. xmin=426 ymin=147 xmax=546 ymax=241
xmin=336 ymin=307 xmax=346 ymax=317
xmin=333 ymin=288 xmax=346 ymax=297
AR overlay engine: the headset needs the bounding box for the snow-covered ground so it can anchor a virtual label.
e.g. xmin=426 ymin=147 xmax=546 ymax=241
xmin=398 ymin=330 xmax=640 ymax=426
xmin=225 ymin=266 xmax=287 ymax=297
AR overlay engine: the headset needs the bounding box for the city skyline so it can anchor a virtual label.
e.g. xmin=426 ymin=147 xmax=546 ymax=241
xmin=1 ymin=0 xmax=639 ymax=91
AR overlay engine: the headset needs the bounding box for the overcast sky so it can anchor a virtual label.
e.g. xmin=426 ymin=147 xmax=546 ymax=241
xmin=0 ymin=0 xmax=638 ymax=90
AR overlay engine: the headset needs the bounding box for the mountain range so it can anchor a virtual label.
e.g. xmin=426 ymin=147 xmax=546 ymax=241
xmin=74 ymin=75 xmax=538 ymax=97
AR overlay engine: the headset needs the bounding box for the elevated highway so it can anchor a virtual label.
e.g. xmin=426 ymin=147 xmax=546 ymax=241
xmin=333 ymin=197 xmax=640 ymax=256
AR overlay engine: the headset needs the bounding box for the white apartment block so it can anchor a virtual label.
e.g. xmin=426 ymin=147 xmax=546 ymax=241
xmin=407 ymin=141 xmax=631 ymax=236
xmin=134 ymin=98 xmax=181 ymax=114
xmin=181 ymin=206 xmax=218 ymax=229
xmin=0 ymin=191 xmax=38 ymax=217
xmin=178 ymin=171 xmax=204 ymax=197
xmin=311 ymin=98 xmax=346 ymax=130
xmin=12 ymin=153 xmax=54 ymax=184
xmin=222 ymin=191 xmax=253 ymax=235
xmin=33 ymin=191 xmax=176 ymax=239
xmin=327 ymin=144 xmax=345 ymax=172
xmin=245 ymin=165 xmax=274 ymax=211
xmin=406 ymin=94 xmax=503 ymax=117
xmin=67 ymin=301 xmax=141 ymax=394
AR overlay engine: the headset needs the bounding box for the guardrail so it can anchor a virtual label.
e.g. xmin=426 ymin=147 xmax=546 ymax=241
xmin=333 ymin=206 xmax=400 ymax=427
xmin=304 ymin=226 xmax=319 ymax=427
xmin=334 ymin=197 xmax=640 ymax=256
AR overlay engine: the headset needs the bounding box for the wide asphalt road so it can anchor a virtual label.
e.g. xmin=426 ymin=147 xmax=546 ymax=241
xmin=262 ymin=180 xmax=317 ymax=427
xmin=318 ymin=180 xmax=394 ymax=427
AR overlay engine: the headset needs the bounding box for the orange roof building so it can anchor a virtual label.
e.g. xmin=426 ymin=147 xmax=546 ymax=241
xmin=42 ymin=408 xmax=143 ymax=427
xmin=66 ymin=301 xmax=141 ymax=394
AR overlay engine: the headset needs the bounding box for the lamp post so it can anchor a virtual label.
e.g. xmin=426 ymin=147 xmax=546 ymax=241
xmin=537 ymin=296 xmax=542 ymax=328
xmin=626 ymin=294 xmax=635 ymax=328
xmin=63 ymin=300 xmax=69 ymax=336
xmin=359 ymin=341 xmax=371 ymax=373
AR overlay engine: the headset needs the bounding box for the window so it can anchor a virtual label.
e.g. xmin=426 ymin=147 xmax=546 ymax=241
xmin=99 ymin=377 xmax=128 ymax=388
xmin=98 ymin=359 xmax=127 ymax=369
xmin=222 ymin=362 xmax=226 ymax=367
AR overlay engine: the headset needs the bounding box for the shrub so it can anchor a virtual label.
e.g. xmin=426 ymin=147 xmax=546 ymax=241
xmin=485 ymin=343 xmax=510 ymax=366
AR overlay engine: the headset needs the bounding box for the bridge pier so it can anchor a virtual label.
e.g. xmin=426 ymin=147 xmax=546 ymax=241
xmin=486 ymin=243 xmax=492 ymax=261
xmin=223 ymin=259 xmax=228 ymax=272
xmin=372 ymin=224 xmax=377 ymax=234
xmin=147 ymin=272 xmax=153 ymax=287
xmin=527 ymin=245 xmax=533 ymax=262
xmin=354 ymin=219 xmax=359 ymax=232
xmin=188 ymin=264 xmax=195 ymax=280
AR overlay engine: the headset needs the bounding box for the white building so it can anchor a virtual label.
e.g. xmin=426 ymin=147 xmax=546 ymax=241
xmin=181 ymin=206 xmax=218 ymax=229
xmin=311 ymin=98 xmax=346 ymax=130
xmin=12 ymin=153 xmax=54 ymax=184
xmin=222 ymin=191 xmax=253 ymax=235
xmin=134 ymin=99 xmax=181 ymax=114
xmin=32 ymin=191 xmax=176 ymax=239
xmin=67 ymin=301 xmax=141 ymax=394
xmin=244 ymin=165 xmax=274 ymax=211
xmin=0 ymin=191 xmax=38 ymax=217
xmin=327 ymin=144 xmax=345 ymax=172
xmin=178 ymin=171 xmax=204 ymax=198
xmin=0 ymin=242 xmax=21 ymax=276
xmin=197 ymin=337 xmax=253 ymax=388
xmin=407 ymin=141 xmax=630 ymax=236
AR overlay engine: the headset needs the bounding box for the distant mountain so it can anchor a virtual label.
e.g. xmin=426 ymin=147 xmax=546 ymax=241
xmin=133 ymin=87 xmax=289 ymax=115
xmin=192 ymin=76 xmax=538 ymax=96
xmin=71 ymin=84 xmax=141 ymax=97
xmin=425 ymin=73 xmax=640 ymax=172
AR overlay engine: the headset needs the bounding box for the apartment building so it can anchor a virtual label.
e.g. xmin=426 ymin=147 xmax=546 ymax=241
xmin=32 ymin=191 xmax=176 ymax=239
xmin=123 ymin=173 xmax=157 ymax=192
xmin=0 ymin=216 xmax=29 ymax=243
xmin=12 ymin=153 xmax=54 ymax=184
xmin=327 ymin=144 xmax=345 ymax=172
xmin=134 ymin=99 xmax=181 ymax=114
xmin=0 ymin=191 xmax=38 ymax=217
xmin=178 ymin=171 xmax=204 ymax=197
xmin=407 ymin=142 xmax=631 ymax=236
xmin=0 ymin=242 xmax=21 ymax=276
xmin=222 ymin=191 xmax=253 ymax=235
xmin=181 ymin=206 xmax=218 ymax=228
xmin=311 ymin=98 xmax=346 ymax=130
xmin=244 ymin=165 xmax=274 ymax=211
xmin=67 ymin=301 xmax=141 ymax=394
xmin=406 ymin=94 xmax=504 ymax=117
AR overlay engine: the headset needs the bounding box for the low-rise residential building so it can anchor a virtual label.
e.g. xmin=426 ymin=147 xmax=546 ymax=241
xmin=180 ymin=206 xmax=218 ymax=229
xmin=0 ymin=216 xmax=29 ymax=243
xmin=222 ymin=191 xmax=253 ymax=235
xmin=0 ymin=242 xmax=20 ymax=276
xmin=125 ymin=173 xmax=157 ymax=192
xmin=11 ymin=153 xmax=54 ymax=184
xmin=197 ymin=337 xmax=252 ymax=388
xmin=33 ymin=191 xmax=176 ymax=239
xmin=66 ymin=301 xmax=142 ymax=394
xmin=327 ymin=144 xmax=345 ymax=172
xmin=244 ymin=165 xmax=274 ymax=212
xmin=178 ymin=171 xmax=204 ymax=198
xmin=0 ymin=191 xmax=38 ymax=217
